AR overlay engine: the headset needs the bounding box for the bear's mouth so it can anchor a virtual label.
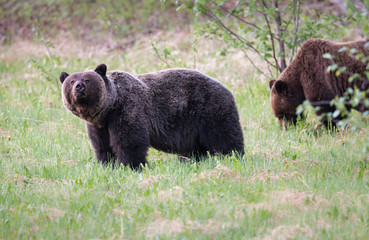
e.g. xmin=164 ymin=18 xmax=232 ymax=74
xmin=75 ymin=91 xmax=85 ymax=97
xmin=74 ymin=91 xmax=87 ymax=102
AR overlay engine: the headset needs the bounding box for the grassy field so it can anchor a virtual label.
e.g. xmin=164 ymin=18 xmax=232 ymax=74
xmin=1 ymin=28 xmax=369 ymax=239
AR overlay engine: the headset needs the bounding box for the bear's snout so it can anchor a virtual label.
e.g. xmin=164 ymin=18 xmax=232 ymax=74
xmin=75 ymin=82 xmax=85 ymax=92
xmin=73 ymin=81 xmax=87 ymax=99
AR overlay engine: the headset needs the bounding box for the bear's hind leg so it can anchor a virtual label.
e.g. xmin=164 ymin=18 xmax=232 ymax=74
xmin=199 ymin=116 xmax=244 ymax=158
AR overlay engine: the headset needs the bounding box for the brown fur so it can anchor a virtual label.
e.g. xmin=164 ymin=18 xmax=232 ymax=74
xmin=269 ymin=38 xmax=369 ymax=128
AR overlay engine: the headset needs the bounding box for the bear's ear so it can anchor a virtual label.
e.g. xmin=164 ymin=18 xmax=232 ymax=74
xmin=95 ymin=64 xmax=107 ymax=78
xmin=269 ymin=79 xmax=276 ymax=89
xmin=60 ymin=72 xmax=69 ymax=84
xmin=275 ymin=80 xmax=288 ymax=95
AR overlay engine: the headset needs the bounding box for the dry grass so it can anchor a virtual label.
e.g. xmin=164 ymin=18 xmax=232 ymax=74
xmin=157 ymin=186 xmax=184 ymax=202
xmin=191 ymin=163 xmax=245 ymax=183
xmin=43 ymin=207 xmax=66 ymax=221
xmin=256 ymin=225 xmax=313 ymax=240
xmin=146 ymin=218 xmax=234 ymax=239
xmin=6 ymin=174 xmax=70 ymax=187
xmin=268 ymin=190 xmax=330 ymax=210
xmin=0 ymin=33 xmax=111 ymax=62
xmin=0 ymin=127 xmax=11 ymax=140
xmin=0 ymin=29 xmax=267 ymax=87
xmin=139 ymin=174 xmax=167 ymax=189
xmin=247 ymin=171 xmax=300 ymax=184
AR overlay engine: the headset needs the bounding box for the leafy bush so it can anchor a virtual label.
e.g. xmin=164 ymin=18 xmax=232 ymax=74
xmin=165 ymin=0 xmax=369 ymax=78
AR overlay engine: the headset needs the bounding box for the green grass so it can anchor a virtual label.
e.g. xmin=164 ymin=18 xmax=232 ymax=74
xmin=1 ymin=32 xmax=369 ymax=239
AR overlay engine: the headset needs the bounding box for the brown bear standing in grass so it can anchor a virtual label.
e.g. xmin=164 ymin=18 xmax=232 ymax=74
xmin=269 ymin=38 xmax=369 ymax=129
xmin=60 ymin=64 xmax=244 ymax=168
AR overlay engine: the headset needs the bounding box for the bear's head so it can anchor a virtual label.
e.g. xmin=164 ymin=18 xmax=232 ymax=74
xmin=269 ymin=79 xmax=304 ymax=129
xmin=60 ymin=64 xmax=109 ymax=122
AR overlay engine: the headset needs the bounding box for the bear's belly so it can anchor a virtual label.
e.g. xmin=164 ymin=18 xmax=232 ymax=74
xmin=149 ymin=128 xmax=199 ymax=156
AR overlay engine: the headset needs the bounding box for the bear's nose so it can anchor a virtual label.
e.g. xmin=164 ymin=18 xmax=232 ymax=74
xmin=75 ymin=82 xmax=85 ymax=92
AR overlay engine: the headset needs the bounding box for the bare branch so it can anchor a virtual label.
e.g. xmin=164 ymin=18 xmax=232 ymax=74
xmin=273 ymin=0 xmax=287 ymax=72
xmin=289 ymin=0 xmax=301 ymax=64
xmin=259 ymin=0 xmax=281 ymax=74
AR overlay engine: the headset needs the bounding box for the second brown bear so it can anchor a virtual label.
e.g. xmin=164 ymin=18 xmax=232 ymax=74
xmin=269 ymin=38 xmax=369 ymax=129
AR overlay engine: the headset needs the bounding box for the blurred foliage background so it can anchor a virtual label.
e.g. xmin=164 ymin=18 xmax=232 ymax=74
xmin=0 ymin=0 xmax=192 ymax=46
xmin=1 ymin=0 xmax=368 ymax=77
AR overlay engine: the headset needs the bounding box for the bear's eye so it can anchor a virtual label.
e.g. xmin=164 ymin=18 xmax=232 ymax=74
xmin=85 ymin=79 xmax=90 ymax=83
xmin=71 ymin=80 xmax=75 ymax=84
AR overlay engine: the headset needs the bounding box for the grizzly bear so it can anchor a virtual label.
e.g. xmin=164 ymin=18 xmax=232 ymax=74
xmin=60 ymin=64 xmax=244 ymax=168
xmin=269 ymin=38 xmax=369 ymax=129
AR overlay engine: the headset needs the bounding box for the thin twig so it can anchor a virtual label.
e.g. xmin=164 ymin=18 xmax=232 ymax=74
xmin=266 ymin=61 xmax=276 ymax=79
xmin=206 ymin=12 xmax=257 ymax=51
xmin=241 ymin=49 xmax=273 ymax=79
xmin=283 ymin=8 xmax=295 ymax=32
xmin=211 ymin=0 xmax=262 ymax=31
xmin=206 ymin=10 xmax=275 ymax=69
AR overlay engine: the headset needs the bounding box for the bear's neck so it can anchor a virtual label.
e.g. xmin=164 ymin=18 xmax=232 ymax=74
xmin=280 ymin=65 xmax=306 ymax=103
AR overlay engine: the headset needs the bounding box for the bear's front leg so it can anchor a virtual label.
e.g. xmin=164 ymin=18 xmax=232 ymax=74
xmin=107 ymin=118 xmax=149 ymax=169
xmin=87 ymin=123 xmax=115 ymax=164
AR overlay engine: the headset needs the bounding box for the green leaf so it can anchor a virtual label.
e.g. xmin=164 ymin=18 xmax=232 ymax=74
xmin=364 ymin=41 xmax=369 ymax=49
xmin=296 ymin=106 xmax=304 ymax=115
xmin=358 ymin=167 xmax=365 ymax=179
xmin=335 ymin=66 xmax=347 ymax=76
xmin=323 ymin=53 xmax=335 ymax=60
xmin=332 ymin=109 xmax=341 ymax=118
xmin=338 ymin=47 xmax=347 ymax=53
xmin=327 ymin=64 xmax=338 ymax=73
xmin=348 ymin=73 xmax=361 ymax=83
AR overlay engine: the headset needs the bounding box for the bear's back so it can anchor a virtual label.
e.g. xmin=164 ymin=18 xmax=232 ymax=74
xmin=136 ymin=69 xmax=229 ymax=96
xmin=136 ymin=69 xmax=235 ymax=118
